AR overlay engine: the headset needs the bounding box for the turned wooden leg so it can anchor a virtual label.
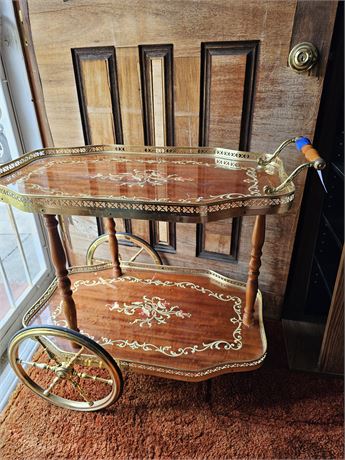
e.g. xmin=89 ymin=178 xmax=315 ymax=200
xmin=44 ymin=214 xmax=78 ymax=331
xmin=244 ymin=215 xmax=266 ymax=327
xmin=104 ymin=217 xmax=122 ymax=277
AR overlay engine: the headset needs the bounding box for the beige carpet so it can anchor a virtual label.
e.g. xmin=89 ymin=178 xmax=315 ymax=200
xmin=0 ymin=322 xmax=343 ymax=460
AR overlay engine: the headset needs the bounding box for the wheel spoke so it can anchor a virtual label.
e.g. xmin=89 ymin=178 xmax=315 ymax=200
xmin=65 ymin=346 xmax=85 ymax=368
xmin=74 ymin=370 xmax=113 ymax=385
xmin=129 ymin=247 xmax=144 ymax=262
xmin=68 ymin=377 xmax=94 ymax=407
xmin=17 ymin=359 xmax=57 ymax=372
xmin=43 ymin=375 xmax=61 ymax=396
xmin=34 ymin=336 xmax=63 ymax=365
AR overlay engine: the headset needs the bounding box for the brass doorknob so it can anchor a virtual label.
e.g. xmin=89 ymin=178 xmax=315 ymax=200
xmin=288 ymin=42 xmax=319 ymax=72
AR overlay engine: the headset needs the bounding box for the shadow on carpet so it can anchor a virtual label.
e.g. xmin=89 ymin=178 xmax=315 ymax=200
xmin=0 ymin=321 xmax=343 ymax=460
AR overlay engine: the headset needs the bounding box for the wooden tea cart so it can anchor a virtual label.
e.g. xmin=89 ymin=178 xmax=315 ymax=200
xmin=1 ymin=138 xmax=325 ymax=411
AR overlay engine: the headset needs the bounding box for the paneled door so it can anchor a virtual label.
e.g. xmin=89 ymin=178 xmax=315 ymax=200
xmin=22 ymin=0 xmax=337 ymax=318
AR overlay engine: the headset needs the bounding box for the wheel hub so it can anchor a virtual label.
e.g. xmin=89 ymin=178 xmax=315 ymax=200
xmin=55 ymin=364 xmax=72 ymax=379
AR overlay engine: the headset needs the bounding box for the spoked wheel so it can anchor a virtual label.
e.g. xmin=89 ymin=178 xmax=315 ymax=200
xmin=8 ymin=326 xmax=123 ymax=411
xmin=86 ymin=232 xmax=162 ymax=266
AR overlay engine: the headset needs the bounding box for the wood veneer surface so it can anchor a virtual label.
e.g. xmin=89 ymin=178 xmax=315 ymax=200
xmin=26 ymin=265 xmax=266 ymax=381
xmin=0 ymin=150 xmax=291 ymax=219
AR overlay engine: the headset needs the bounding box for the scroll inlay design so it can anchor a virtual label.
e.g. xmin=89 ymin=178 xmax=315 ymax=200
xmin=89 ymin=169 xmax=193 ymax=187
xmin=51 ymin=273 xmax=243 ymax=355
xmin=107 ymin=295 xmax=191 ymax=327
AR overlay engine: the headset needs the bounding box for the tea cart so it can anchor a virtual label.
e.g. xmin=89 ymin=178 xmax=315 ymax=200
xmin=1 ymin=137 xmax=325 ymax=411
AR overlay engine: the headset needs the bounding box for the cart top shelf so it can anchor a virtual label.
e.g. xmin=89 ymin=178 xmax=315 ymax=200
xmin=0 ymin=145 xmax=294 ymax=222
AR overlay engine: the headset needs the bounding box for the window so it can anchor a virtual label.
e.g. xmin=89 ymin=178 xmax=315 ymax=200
xmin=0 ymin=79 xmax=51 ymax=340
xmin=0 ymin=2 xmax=54 ymax=408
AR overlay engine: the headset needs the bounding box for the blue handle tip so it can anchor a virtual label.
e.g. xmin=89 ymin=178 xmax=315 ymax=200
xmin=295 ymin=136 xmax=311 ymax=151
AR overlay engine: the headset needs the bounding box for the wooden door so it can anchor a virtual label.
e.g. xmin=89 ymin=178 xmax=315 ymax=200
xmin=22 ymin=0 xmax=337 ymax=318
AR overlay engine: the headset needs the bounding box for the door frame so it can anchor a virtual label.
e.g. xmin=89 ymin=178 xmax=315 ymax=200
xmin=283 ymin=1 xmax=344 ymax=322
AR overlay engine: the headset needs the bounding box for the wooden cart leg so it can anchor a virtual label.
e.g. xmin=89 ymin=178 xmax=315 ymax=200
xmin=244 ymin=215 xmax=266 ymax=327
xmin=104 ymin=217 xmax=122 ymax=277
xmin=44 ymin=214 xmax=78 ymax=331
xmin=204 ymin=379 xmax=212 ymax=403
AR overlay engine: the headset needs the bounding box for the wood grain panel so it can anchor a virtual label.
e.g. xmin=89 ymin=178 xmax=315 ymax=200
xmin=172 ymin=52 xmax=200 ymax=264
xmin=197 ymin=218 xmax=241 ymax=262
xmin=158 ymin=221 xmax=169 ymax=244
xmin=116 ymin=47 xmax=145 ymax=145
xmin=197 ymin=41 xmax=258 ymax=263
xmin=116 ymin=47 xmax=149 ymax=242
xmin=199 ymin=41 xmax=258 ymax=150
xmin=290 ymin=0 xmax=339 ymax=78
xmin=80 ymin=59 xmax=116 ymax=144
xmin=26 ymin=1 xmax=295 ymax=48
xmin=151 ymin=58 xmax=166 ymax=146
xmin=174 ymin=55 xmax=200 ymax=146
xmin=139 ymin=44 xmax=174 ymax=146
xmin=72 ymin=47 xmax=123 ymax=145
xmin=140 ymin=44 xmax=176 ymax=252
xmin=204 ymin=222 xmax=231 ymax=254
xmin=72 ymin=46 xmax=127 ymax=241
xmin=150 ymin=220 xmax=176 ymax=254
xmin=130 ymin=220 xmax=150 ymax=243
xmin=208 ymin=53 xmax=246 ymax=146
xmin=27 ymin=264 xmax=266 ymax=380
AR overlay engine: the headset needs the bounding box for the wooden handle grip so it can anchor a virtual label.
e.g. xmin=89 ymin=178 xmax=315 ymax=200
xmin=301 ymin=144 xmax=322 ymax=163
xmin=295 ymin=137 xmax=326 ymax=169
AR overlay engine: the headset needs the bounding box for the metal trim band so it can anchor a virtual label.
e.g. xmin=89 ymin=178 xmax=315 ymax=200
xmin=121 ymin=352 xmax=267 ymax=378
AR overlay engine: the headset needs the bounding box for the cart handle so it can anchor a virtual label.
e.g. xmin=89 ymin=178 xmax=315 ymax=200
xmin=260 ymin=136 xmax=326 ymax=194
xmin=295 ymin=137 xmax=326 ymax=169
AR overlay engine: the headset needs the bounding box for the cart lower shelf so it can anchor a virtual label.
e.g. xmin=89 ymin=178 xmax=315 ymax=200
xmin=24 ymin=262 xmax=267 ymax=382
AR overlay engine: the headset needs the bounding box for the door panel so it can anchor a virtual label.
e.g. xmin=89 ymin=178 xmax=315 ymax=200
xmin=139 ymin=44 xmax=176 ymax=251
xmin=72 ymin=47 xmax=123 ymax=145
xmin=71 ymin=46 xmax=128 ymax=243
xmin=26 ymin=0 xmax=337 ymax=317
xmin=174 ymin=54 xmax=200 ymax=146
xmin=198 ymin=41 xmax=258 ymax=264
xmin=199 ymin=41 xmax=258 ymax=149
xmin=117 ymin=47 xmax=145 ymax=145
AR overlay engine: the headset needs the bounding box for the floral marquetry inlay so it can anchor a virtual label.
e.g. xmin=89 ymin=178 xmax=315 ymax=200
xmin=89 ymin=170 xmax=194 ymax=187
xmin=51 ymin=272 xmax=243 ymax=357
xmin=107 ymin=296 xmax=191 ymax=327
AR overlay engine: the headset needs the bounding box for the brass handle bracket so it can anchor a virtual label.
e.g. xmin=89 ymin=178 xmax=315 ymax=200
xmin=261 ymin=136 xmax=326 ymax=194
xmin=258 ymin=137 xmax=297 ymax=167
xmin=264 ymin=162 xmax=312 ymax=194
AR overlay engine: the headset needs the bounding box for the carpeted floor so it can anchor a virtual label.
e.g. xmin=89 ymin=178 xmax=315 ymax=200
xmin=0 ymin=321 xmax=343 ymax=460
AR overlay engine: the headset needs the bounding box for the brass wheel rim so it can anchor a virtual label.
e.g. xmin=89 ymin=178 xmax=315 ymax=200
xmin=8 ymin=326 xmax=123 ymax=412
xmin=86 ymin=232 xmax=162 ymax=266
